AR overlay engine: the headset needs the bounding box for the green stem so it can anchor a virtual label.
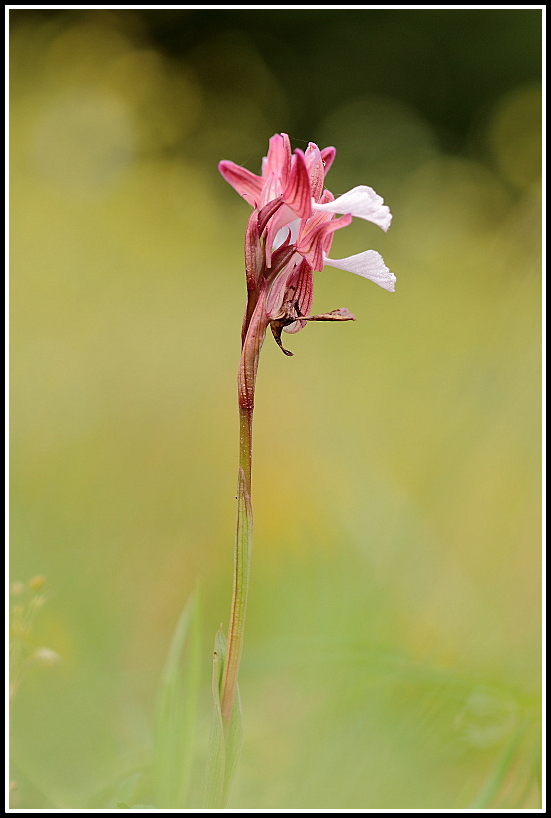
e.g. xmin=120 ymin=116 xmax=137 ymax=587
xmin=220 ymin=408 xmax=253 ymax=725
xmin=220 ymin=280 xmax=267 ymax=727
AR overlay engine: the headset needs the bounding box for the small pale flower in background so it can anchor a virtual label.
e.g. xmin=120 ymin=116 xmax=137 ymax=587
xmin=33 ymin=647 xmax=62 ymax=666
xmin=219 ymin=132 xmax=395 ymax=354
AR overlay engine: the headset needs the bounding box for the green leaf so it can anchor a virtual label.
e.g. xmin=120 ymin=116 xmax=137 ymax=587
xmin=203 ymin=628 xmax=242 ymax=808
xmin=153 ymin=587 xmax=202 ymax=809
xmin=203 ymin=628 xmax=226 ymax=808
xmin=469 ymin=722 xmax=526 ymax=808
xmin=222 ymin=681 xmax=243 ymax=807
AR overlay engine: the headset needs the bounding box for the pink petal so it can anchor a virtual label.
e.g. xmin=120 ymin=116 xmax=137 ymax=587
xmin=283 ymin=150 xmax=312 ymax=220
xmin=262 ymin=133 xmax=291 ymax=188
xmin=239 ymin=277 xmax=269 ymax=410
xmin=261 ymin=201 xmax=295 ymax=268
xmin=218 ymin=160 xmax=264 ymax=206
xmin=319 ymin=188 xmax=335 ymax=204
xmin=260 ymin=172 xmax=283 ymax=207
xmin=245 ymin=212 xmax=262 ymax=290
xmin=283 ymin=260 xmax=314 ymax=333
xmin=312 ymin=185 xmax=392 ymax=231
xmin=242 ymin=245 xmax=295 ymax=343
xmin=304 ymin=143 xmax=325 ymax=201
xmin=324 ymin=250 xmax=396 ymax=292
xmin=297 ymin=213 xmax=352 ymax=272
xmin=265 ymin=257 xmax=300 ymax=318
xmin=320 ymin=146 xmax=336 ymax=175
xmin=257 ymin=196 xmax=284 ymax=236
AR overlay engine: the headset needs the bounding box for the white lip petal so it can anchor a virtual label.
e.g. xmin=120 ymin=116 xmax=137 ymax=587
xmin=324 ymin=250 xmax=396 ymax=292
xmin=272 ymin=218 xmax=301 ymax=251
xmin=287 ymin=218 xmax=301 ymax=244
xmin=272 ymin=225 xmax=290 ymax=250
xmin=312 ymin=185 xmax=392 ymax=231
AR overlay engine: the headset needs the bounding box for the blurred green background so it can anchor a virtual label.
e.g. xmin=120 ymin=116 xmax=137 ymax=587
xmin=10 ymin=8 xmax=541 ymax=809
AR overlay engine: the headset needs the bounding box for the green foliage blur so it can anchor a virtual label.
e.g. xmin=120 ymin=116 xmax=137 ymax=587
xmin=9 ymin=8 xmax=541 ymax=809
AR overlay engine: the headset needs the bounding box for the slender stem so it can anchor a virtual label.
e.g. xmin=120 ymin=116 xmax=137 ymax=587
xmin=220 ymin=281 xmax=267 ymax=727
xmin=220 ymin=407 xmax=253 ymax=725
xmin=238 ymin=406 xmax=253 ymax=486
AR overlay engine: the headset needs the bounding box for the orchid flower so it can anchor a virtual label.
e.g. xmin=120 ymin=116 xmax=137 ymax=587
xmin=219 ymin=132 xmax=395 ymax=355
xmin=207 ymin=135 xmax=394 ymax=807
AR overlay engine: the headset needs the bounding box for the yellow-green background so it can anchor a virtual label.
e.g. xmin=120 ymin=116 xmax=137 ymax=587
xmin=10 ymin=9 xmax=541 ymax=809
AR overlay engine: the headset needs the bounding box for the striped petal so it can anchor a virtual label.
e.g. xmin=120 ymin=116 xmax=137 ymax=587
xmin=320 ymin=146 xmax=336 ymax=175
xmin=282 ymin=260 xmax=314 ymax=333
xmin=283 ymin=150 xmax=313 ymax=220
xmin=262 ymin=133 xmax=292 ymax=189
xmin=218 ymin=160 xmax=264 ymax=207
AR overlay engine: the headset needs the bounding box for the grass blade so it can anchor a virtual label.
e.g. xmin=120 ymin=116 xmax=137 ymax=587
xmin=153 ymin=588 xmax=202 ymax=808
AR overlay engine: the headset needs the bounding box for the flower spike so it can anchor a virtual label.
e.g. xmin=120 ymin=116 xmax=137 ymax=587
xmin=219 ymin=133 xmax=395 ymax=354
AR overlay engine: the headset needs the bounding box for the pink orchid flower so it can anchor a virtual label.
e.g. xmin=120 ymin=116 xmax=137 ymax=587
xmin=213 ymin=136 xmax=396 ymax=751
xmin=219 ymin=133 xmax=395 ymax=355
